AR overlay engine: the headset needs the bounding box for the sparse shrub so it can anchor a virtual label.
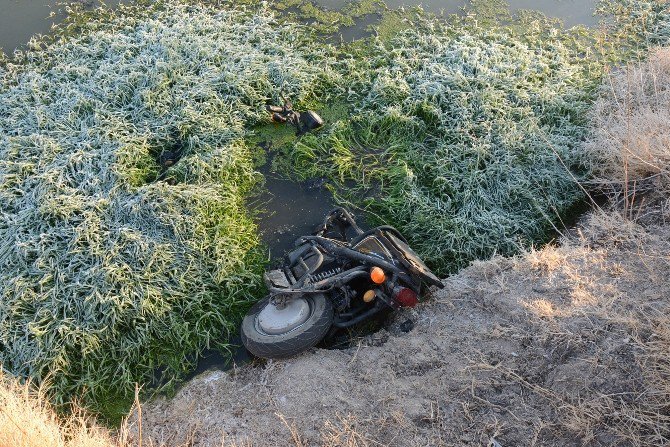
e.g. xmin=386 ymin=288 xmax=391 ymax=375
xmin=586 ymin=47 xmax=670 ymax=198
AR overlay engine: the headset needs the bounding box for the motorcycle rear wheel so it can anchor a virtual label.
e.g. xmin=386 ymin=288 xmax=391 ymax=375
xmin=241 ymin=294 xmax=333 ymax=359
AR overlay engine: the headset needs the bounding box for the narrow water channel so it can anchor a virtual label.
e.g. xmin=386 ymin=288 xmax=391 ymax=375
xmin=0 ymin=0 xmax=599 ymax=378
xmin=317 ymin=0 xmax=598 ymax=27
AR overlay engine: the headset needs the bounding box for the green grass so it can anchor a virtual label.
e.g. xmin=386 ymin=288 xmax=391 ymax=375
xmin=2 ymin=0 xmax=670 ymax=420
xmin=285 ymin=8 xmax=593 ymax=274
xmin=0 ymin=1 xmax=335 ymax=414
xmin=283 ymin=0 xmax=670 ymax=275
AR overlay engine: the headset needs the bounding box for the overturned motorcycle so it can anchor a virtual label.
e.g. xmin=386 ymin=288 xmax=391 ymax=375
xmin=241 ymin=208 xmax=444 ymax=359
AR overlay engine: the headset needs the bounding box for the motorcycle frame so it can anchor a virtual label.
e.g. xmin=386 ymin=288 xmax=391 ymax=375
xmin=267 ymin=208 xmax=422 ymax=328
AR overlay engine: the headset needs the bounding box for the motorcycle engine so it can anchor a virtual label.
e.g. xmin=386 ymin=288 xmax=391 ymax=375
xmin=331 ymin=286 xmax=353 ymax=312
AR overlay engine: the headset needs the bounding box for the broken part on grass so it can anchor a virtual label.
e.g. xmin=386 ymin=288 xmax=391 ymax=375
xmin=266 ymin=99 xmax=325 ymax=136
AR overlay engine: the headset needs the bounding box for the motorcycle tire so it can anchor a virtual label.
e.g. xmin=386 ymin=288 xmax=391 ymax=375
xmin=241 ymin=294 xmax=333 ymax=359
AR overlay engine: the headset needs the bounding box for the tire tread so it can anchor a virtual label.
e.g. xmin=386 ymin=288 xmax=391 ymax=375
xmin=241 ymin=295 xmax=333 ymax=359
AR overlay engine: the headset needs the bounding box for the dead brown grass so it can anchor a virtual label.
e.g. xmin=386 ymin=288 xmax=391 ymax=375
xmin=0 ymin=374 xmax=228 ymax=447
xmin=0 ymin=372 xmax=307 ymax=447
xmin=555 ymin=52 xmax=670 ymax=444
xmin=0 ymin=372 xmax=123 ymax=447
xmin=587 ymin=47 xmax=670 ymax=214
xmin=588 ymin=47 xmax=670 ymax=178
xmin=516 ymin=209 xmax=670 ymax=445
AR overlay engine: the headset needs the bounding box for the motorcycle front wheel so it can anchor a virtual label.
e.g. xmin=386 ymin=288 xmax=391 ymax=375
xmin=241 ymin=293 xmax=333 ymax=359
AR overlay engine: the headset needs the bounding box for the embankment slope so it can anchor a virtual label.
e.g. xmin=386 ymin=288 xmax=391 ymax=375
xmin=138 ymin=210 xmax=670 ymax=446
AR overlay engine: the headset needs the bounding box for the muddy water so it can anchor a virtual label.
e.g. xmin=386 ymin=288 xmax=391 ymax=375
xmin=319 ymin=0 xmax=598 ymax=27
xmin=0 ymin=0 xmax=62 ymax=54
xmin=330 ymin=0 xmax=598 ymax=41
xmin=0 ymin=0 xmax=132 ymax=55
xmin=0 ymin=0 xmax=599 ymax=54
xmin=255 ymin=163 xmax=336 ymax=260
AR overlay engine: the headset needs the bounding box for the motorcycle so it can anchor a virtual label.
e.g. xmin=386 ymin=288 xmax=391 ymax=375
xmin=241 ymin=207 xmax=444 ymax=359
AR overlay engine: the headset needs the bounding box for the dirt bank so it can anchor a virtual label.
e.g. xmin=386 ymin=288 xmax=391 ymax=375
xmin=134 ymin=208 xmax=670 ymax=446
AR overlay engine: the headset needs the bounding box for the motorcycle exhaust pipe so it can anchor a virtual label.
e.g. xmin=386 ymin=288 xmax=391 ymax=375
xmin=333 ymin=301 xmax=386 ymax=328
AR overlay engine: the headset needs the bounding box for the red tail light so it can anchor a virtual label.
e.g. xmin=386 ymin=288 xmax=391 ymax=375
xmin=394 ymin=288 xmax=419 ymax=307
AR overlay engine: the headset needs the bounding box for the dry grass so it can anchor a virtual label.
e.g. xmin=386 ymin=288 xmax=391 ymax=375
xmin=587 ymin=47 xmax=670 ymax=210
xmin=0 ymin=372 xmax=247 ymax=447
xmin=0 ymin=372 xmax=121 ymax=447
xmin=0 ymin=371 xmax=323 ymax=447
xmin=552 ymin=54 xmax=670 ymax=445
xmin=515 ymin=210 xmax=670 ymax=445
xmin=577 ymin=54 xmax=670 ymax=443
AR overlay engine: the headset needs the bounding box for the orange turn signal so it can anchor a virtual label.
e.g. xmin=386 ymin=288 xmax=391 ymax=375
xmin=370 ymin=267 xmax=386 ymax=284
xmin=363 ymin=290 xmax=376 ymax=303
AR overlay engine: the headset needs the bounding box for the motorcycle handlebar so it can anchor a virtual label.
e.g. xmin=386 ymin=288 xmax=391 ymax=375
xmin=318 ymin=207 xmax=365 ymax=238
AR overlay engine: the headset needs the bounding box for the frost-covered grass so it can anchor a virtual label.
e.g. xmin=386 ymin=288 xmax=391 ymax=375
xmin=596 ymin=0 xmax=670 ymax=56
xmin=287 ymin=0 xmax=670 ymax=275
xmin=0 ymin=1 xmax=334 ymax=413
xmin=290 ymin=10 xmax=597 ymax=273
xmin=1 ymin=0 xmax=669 ymax=419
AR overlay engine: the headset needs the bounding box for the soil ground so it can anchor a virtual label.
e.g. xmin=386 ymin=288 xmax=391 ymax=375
xmin=136 ymin=208 xmax=670 ymax=447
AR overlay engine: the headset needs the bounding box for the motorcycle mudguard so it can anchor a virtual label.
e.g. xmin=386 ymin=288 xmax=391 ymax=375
xmin=383 ymin=231 xmax=444 ymax=288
